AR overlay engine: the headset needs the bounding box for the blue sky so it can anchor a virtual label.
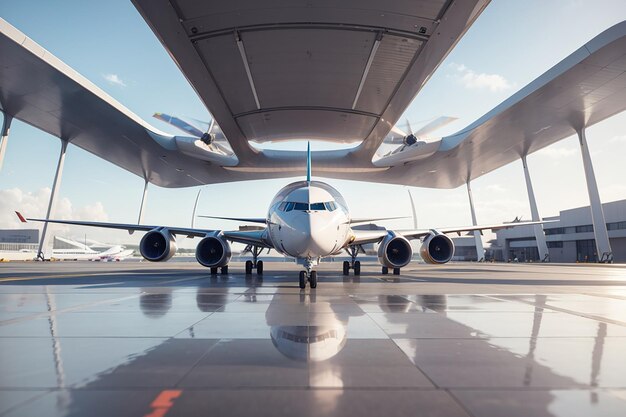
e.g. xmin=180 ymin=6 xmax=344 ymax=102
xmin=1 ymin=0 xmax=626 ymax=248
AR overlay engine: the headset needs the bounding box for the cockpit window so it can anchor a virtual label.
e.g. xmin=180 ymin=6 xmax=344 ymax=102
xmin=279 ymin=201 xmax=338 ymax=212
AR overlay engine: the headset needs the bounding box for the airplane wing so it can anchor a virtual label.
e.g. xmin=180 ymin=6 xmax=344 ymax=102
xmin=398 ymin=220 xmax=556 ymax=240
xmin=223 ymin=230 xmax=272 ymax=248
xmin=349 ymin=220 xmax=555 ymax=245
xmin=16 ymin=211 xmax=272 ymax=248
xmin=198 ymin=216 xmax=267 ymax=224
xmin=350 ymin=216 xmax=409 ymax=225
xmin=16 ymin=212 xmax=213 ymax=238
xmin=349 ymin=230 xmax=390 ymax=246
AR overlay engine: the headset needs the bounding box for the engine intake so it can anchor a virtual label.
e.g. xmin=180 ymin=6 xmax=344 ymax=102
xmin=196 ymin=235 xmax=231 ymax=268
xmin=139 ymin=229 xmax=177 ymax=262
xmin=420 ymin=233 xmax=454 ymax=264
xmin=378 ymin=233 xmax=413 ymax=268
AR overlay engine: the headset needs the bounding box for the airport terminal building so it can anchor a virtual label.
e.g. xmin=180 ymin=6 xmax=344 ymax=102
xmin=0 ymin=229 xmax=38 ymax=252
xmin=493 ymin=199 xmax=626 ymax=263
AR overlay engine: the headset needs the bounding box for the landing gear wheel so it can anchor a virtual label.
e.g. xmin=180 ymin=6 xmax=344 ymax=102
xmin=382 ymin=266 xmax=388 ymax=275
xmin=299 ymin=271 xmax=306 ymax=289
xmin=393 ymin=267 xmax=400 ymax=275
xmin=221 ymin=266 xmax=229 ymax=274
xmin=342 ymin=261 xmax=350 ymax=276
xmin=257 ymin=260 xmax=264 ymax=275
xmin=309 ymin=271 xmax=318 ymax=288
xmin=354 ymin=261 xmax=361 ymax=276
xmin=210 ymin=267 xmax=218 ymax=275
xmin=245 ymin=260 xmax=253 ymax=275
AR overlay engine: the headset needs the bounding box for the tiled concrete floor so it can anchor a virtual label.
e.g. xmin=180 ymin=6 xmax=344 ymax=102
xmin=1 ymin=261 xmax=626 ymax=416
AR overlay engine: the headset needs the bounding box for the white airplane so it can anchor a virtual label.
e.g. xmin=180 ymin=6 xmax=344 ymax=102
xmin=50 ymin=239 xmax=134 ymax=262
xmin=95 ymin=246 xmax=134 ymax=262
xmin=16 ymin=144 xmax=548 ymax=289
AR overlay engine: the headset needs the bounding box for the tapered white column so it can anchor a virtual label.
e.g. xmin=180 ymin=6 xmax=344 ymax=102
xmin=466 ymin=181 xmax=484 ymax=262
xmin=577 ymin=129 xmax=612 ymax=262
xmin=137 ymin=179 xmax=149 ymax=224
xmin=522 ymin=155 xmax=549 ymax=262
xmin=0 ymin=113 xmax=12 ymax=172
xmin=37 ymin=140 xmax=68 ymax=260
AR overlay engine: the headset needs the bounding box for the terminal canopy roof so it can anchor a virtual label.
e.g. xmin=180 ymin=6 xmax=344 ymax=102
xmin=1 ymin=1 xmax=626 ymax=188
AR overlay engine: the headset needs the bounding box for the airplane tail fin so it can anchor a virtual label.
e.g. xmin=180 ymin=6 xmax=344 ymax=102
xmin=306 ymin=141 xmax=311 ymax=184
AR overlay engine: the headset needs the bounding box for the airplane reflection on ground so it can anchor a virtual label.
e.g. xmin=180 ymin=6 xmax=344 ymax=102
xmin=2 ymin=262 xmax=626 ymax=416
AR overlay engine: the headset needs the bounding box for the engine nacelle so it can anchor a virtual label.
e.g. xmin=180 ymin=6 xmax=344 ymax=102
xmin=377 ymin=232 xmax=413 ymax=268
xmin=420 ymin=232 xmax=454 ymax=264
xmin=139 ymin=229 xmax=177 ymax=262
xmin=195 ymin=235 xmax=231 ymax=268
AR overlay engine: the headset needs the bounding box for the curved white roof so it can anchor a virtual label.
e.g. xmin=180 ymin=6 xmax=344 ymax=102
xmin=1 ymin=4 xmax=626 ymax=188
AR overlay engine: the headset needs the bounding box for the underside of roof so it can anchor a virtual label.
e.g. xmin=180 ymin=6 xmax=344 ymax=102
xmin=2 ymin=4 xmax=626 ymax=189
xmin=132 ymin=0 xmax=488 ymax=160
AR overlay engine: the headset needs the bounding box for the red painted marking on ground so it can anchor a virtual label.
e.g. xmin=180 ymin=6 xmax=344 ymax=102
xmin=144 ymin=390 xmax=182 ymax=417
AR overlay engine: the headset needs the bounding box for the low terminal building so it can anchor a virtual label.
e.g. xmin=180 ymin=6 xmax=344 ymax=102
xmin=0 ymin=229 xmax=39 ymax=252
xmin=451 ymin=236 xmax=479 ymax=261
xmin=492 ymin=199 xmax=626 ymax=263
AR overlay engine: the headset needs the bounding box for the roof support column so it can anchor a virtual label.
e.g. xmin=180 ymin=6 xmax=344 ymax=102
xmin=466 ymin=181 xmax=484 ymax=262
xmin=522 ymin=155 xmax=549 ymax=262
xmin=37 ymin=140 xmax=68 ymax=261
xmin=138 ymin=179 xmax=149 ymax=225
xmin=0 ymin=112 xmax=12 ymax=172
xmin=577 ymin=128 xmax=612 ymax=262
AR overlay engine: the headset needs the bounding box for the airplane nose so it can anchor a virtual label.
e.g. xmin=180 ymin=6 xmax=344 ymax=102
xmin=281 ymin=211 xmax=336 ymax=258
xmin=305 ymin=213 xmax=335 ymax=256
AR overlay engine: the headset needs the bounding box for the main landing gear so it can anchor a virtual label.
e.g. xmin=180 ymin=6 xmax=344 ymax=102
xmin=381 ymin=266 xmax=401 ymax=275
xmin=210 ymin=266 xmax=229 ymax=275
xmin=299 ymin=257 xmax=318 ymax=289
xmin=244 ymin=245 xmax=265 ymax=276
xmin=343 ymin=245 xmax=363 ymax=276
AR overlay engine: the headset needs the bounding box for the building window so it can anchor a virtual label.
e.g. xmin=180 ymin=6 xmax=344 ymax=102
xmin=576 ymin=239 xmax=597 ymax=262
xmin=508 ymin=247 xmax=539 ymax=262
xmin=547 ymin=241 xmax=563 ymax=248
xmin=544 ymin=228 xmax=564 ymax=235
xmin=607 ymin=221 xmax=626 ymax=230
xmin=576 ymin=224 xmax=593 ymax=233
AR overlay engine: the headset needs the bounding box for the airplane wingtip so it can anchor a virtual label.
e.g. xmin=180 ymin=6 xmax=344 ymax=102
xmin=15 ymin=211 xmax=27 ymax=223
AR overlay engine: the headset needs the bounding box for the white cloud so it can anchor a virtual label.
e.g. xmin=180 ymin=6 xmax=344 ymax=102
xmin=601 ymin=184 xmax=626 ymax=202
xmin=102 ymin=73 xmax=127 ymax=87
xmin=484 ymin=184 xmax=506 ymax=193
xmin=0 ymin=187 xmax=114 ymax=245
xmin=534 ymin=146 xmax=577 ymax=159
xmin=609 ymin=134 xmax=626 ymax=144
xmin=449 ymin=63 xmax=513 ymax=92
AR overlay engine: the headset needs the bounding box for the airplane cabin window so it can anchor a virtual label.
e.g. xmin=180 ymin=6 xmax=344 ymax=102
xmin=285 ymin=202 xmax=295 ymax=211
xmin=310 ymin=202 xmax=326 ymax=211
xmin=294 ymin=202 xmax=309 ymax=211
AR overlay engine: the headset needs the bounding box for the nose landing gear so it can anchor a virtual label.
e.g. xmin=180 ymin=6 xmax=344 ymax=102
xmin=299 ymin=270 xmax=318 ymax=289
xmin=299 ymin=257 xmax=318 ymax=289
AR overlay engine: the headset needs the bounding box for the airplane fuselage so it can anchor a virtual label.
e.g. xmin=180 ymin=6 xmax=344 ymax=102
xmin=266 ymin=181 xmax=352 ymax=262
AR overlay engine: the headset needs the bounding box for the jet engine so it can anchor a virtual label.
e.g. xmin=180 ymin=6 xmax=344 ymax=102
xmin=377 ymin=232 xmax=413 ymax=268
xmin=420 ymin=232 xmax=454 ymax=264
xmin=195 ymin=235 xmax=231 ymax=268
xmin=139 ymin=229 xmax=177 ymax=262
